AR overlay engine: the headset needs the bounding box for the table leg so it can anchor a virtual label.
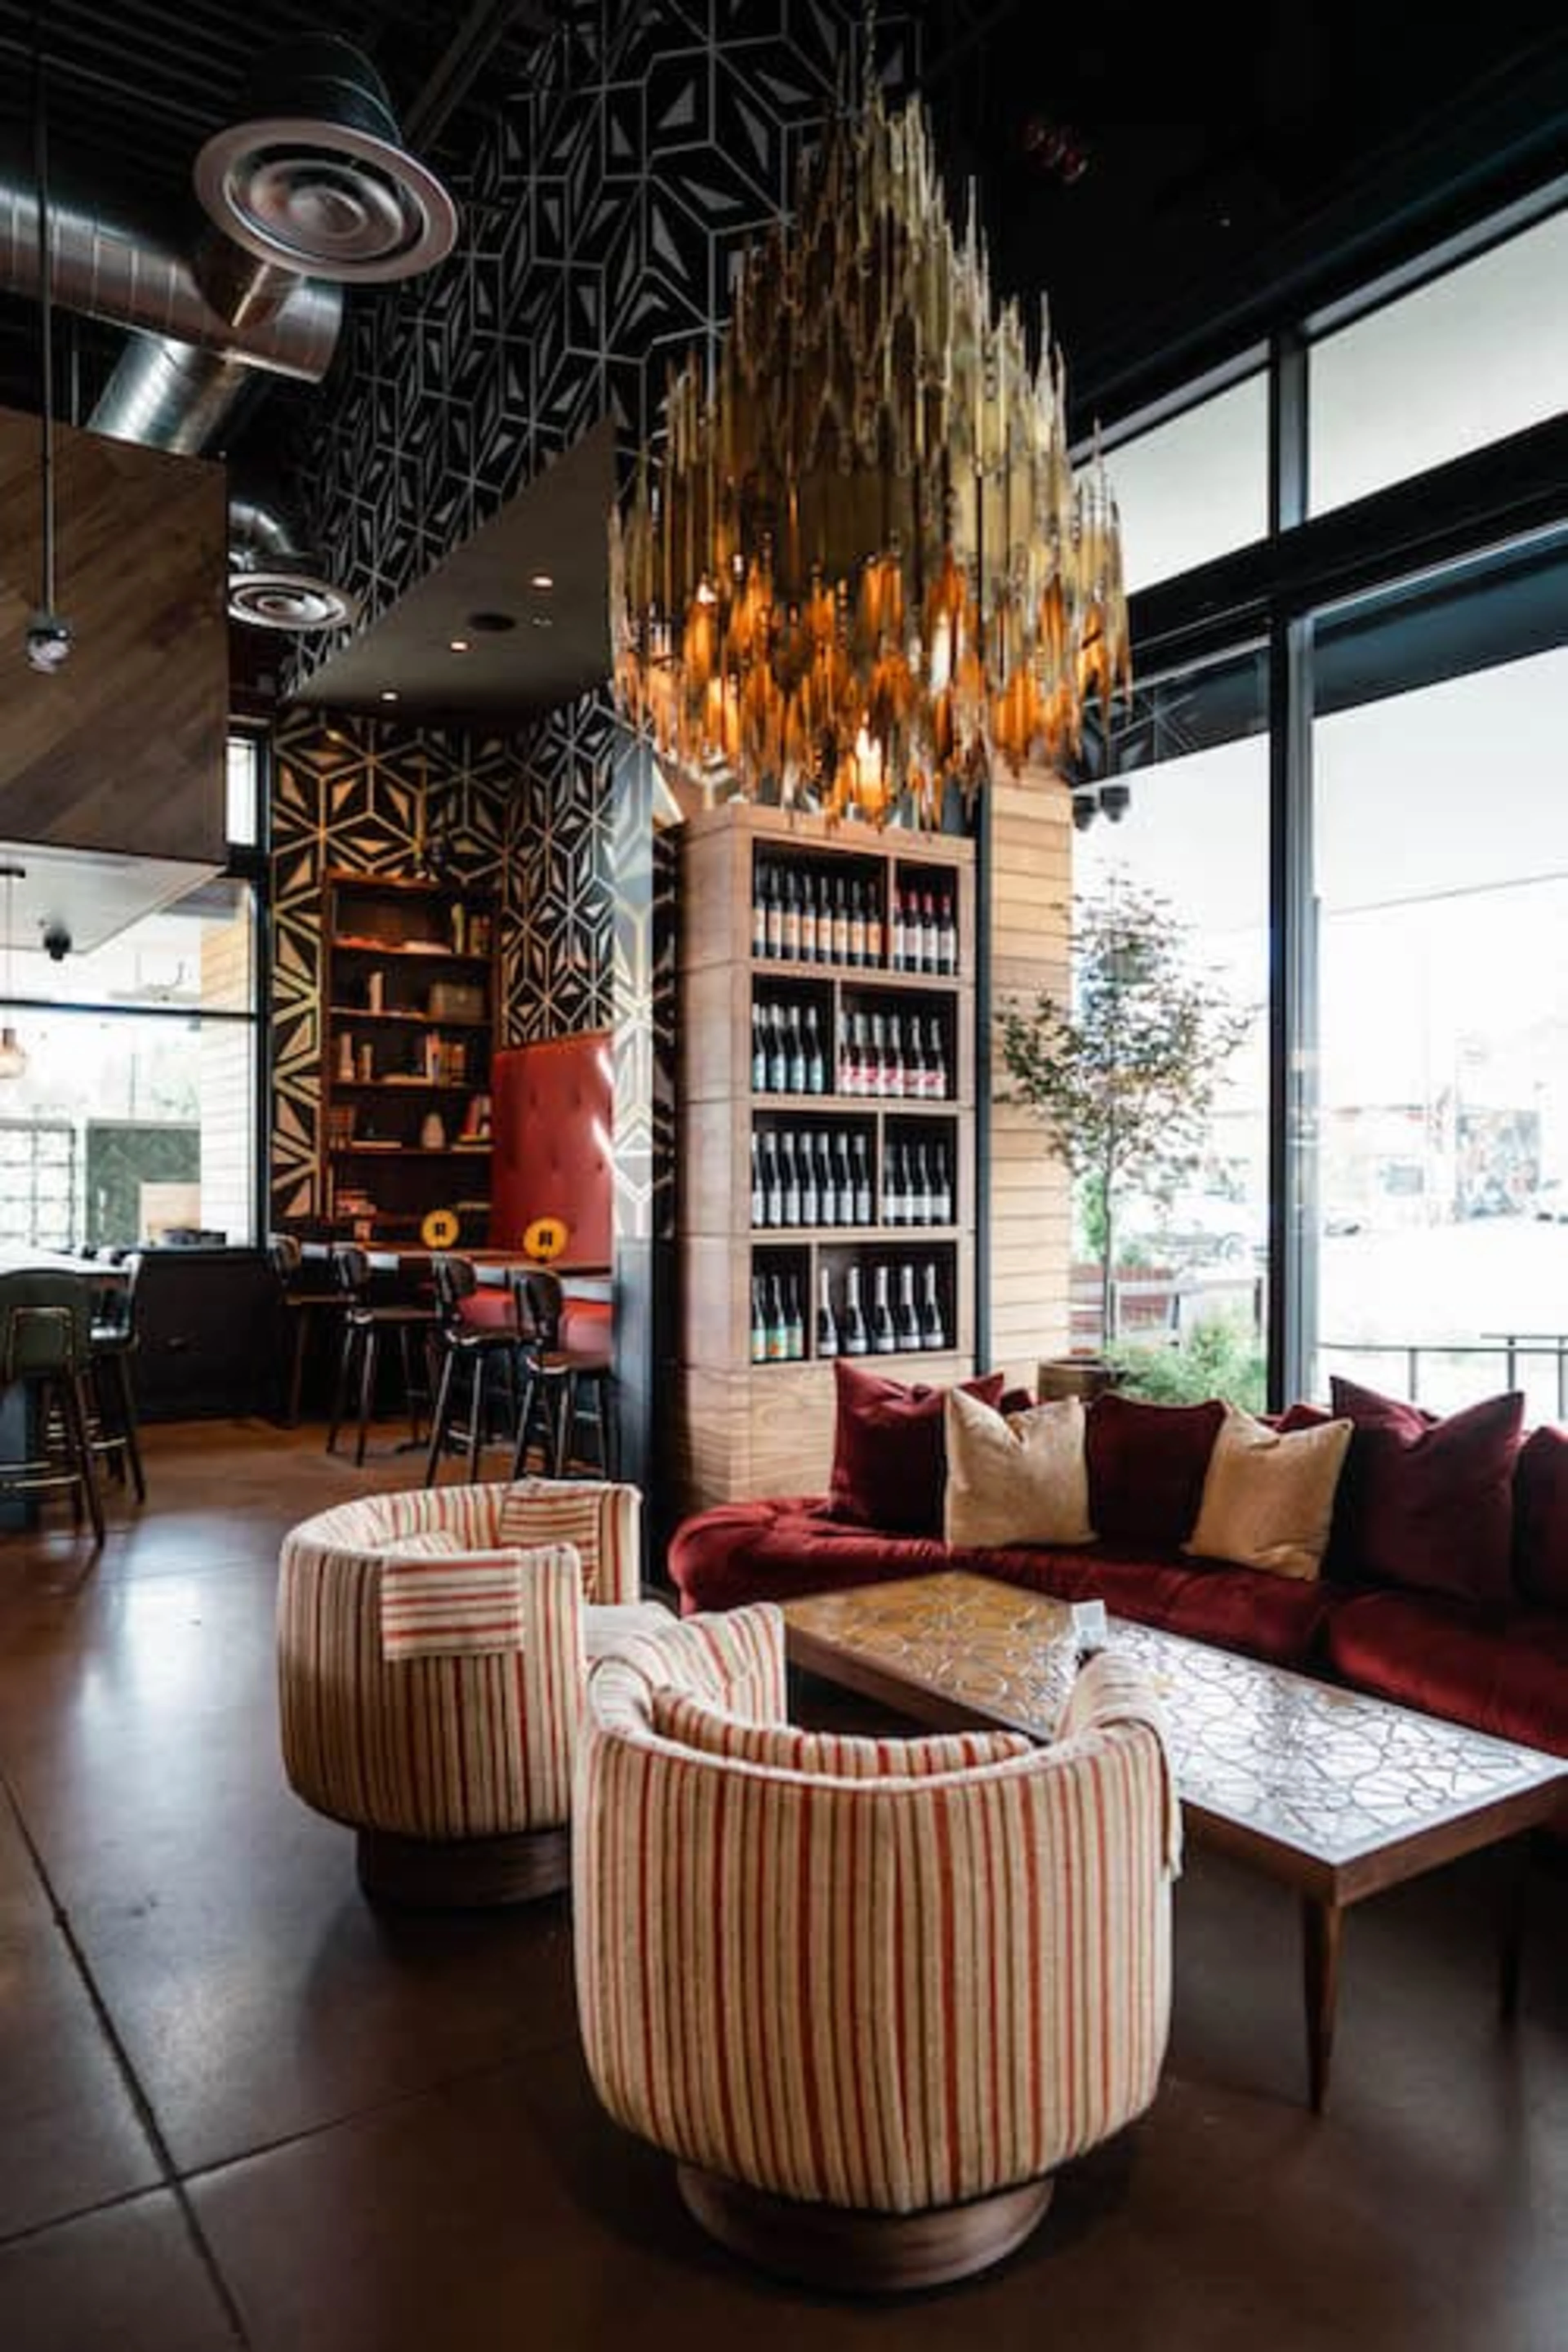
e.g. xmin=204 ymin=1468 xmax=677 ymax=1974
xmin=1301 ymin=1895 xmax=1343 ymax=2114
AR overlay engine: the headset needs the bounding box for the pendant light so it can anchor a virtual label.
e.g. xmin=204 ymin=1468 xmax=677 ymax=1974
xmin=26 ymin=36 xmax=72 ymax=676
xmin=0 ymin=865 xmax=27 ymax=1080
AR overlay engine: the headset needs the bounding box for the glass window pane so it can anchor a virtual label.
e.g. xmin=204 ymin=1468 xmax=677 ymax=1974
xmin=11 ymin=875 xmax=254 ymax=1016
xmin=1310 ymin=640 xmax=1568 ymax=1421
xmin=1069 ymin=658 xmax=1270 ymax=1399
xmin=1310 ymin=207 xmax=1568 ymax=517
xmin=1107 ymin=374 xmax=1269 ymax=594
xmin=0 ymin=1011 xmax=256 ymax=1250
xmin=226 ymin=734 xmax=261 ymax=847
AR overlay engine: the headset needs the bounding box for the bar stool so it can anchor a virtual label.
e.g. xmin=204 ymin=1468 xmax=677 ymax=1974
xmin=0 ymin=1269 xmax=105 ymax=1544
xmin=423 ymin=1253 xmax=522 ymax=1486
xmin=87 ymin=1250 xmax=146 ymax=1503
xmin=510 ymin=1268 xmax=615 ymax=1479
xmin=269 ymin=1234 xmax=345 ymax=1426
xmin=325 ymin=1246 xmax=439 ymax=1467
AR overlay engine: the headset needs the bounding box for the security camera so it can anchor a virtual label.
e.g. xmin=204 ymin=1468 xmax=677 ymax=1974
xmin=25 ymin=612 xmax=74 ymax=674
xmin=42 ymin=921 xmax=71 ymax=962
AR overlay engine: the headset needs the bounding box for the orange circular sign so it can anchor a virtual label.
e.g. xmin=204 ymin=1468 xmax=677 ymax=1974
xmin=523 ymin=1216 xmax=569 ymax=1263
xmin=421 ymin=1207 xmax=461 ymax=1249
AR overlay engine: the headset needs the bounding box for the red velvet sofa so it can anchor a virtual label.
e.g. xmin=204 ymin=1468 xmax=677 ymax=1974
xmin=668 ymin=1381 xmax=1568 ymax=1777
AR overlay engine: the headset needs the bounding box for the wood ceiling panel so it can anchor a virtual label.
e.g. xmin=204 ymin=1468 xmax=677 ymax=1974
xmin=0 ymin=408 xmax=228 ymax=864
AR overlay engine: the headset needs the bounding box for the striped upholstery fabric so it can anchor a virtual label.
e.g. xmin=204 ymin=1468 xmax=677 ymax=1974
xmin=650 ymin=1690 xmax=1033 ymax=1779
xmin=277 ymin=1481 xmax=642 ymax=1841
xmin=381 ymin=1543 xmax=582 ymax=1661
xmin=576 ymin=1604 xmax=1177 ymax=2217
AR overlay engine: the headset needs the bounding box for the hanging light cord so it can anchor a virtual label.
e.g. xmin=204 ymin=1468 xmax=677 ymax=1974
xmin=34 ymin=34 xmax=56 ymax=617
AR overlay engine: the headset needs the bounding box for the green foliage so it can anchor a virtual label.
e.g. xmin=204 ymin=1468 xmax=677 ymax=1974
xmin=997 ymin=869 xmax=1253 ymax=1338
xmin=1110 ymin=1313 xmax=1267 ymax=1413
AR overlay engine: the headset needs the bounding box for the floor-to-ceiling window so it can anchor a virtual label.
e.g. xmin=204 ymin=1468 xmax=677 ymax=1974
xmin=1095 ymin=179 xmax=1568 ymax=1403
xmin=0 ymin=735 xmax=265 ymax=1252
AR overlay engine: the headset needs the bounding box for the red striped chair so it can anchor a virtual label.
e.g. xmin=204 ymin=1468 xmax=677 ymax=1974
xmin=277 ymin=1478 xmax=669 ymax=1906
xmin=574 ymin=1606 xmax=1179 ymax=2293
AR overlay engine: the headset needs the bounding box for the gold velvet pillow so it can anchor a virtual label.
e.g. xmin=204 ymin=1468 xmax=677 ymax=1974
xmin=943 ymin=1387 xmax=1096 ymax=1548
xmin=1183 ymin=1402 xmax=1353 ymax=1581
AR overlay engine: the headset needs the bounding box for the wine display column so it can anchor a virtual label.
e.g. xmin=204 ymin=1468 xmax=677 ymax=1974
xmin=676 ymin=805 xmax=975 ymax=1513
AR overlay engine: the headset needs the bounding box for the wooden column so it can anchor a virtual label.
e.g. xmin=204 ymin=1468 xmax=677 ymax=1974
xmin=984 ymin=771 xmax=1074 ymax=1390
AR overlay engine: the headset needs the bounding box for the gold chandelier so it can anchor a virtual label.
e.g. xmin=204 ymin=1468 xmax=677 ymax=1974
xmin=610 ymin=73 xmax=1131 ymax=826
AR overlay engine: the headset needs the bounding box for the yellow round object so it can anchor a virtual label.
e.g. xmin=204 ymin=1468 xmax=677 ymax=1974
xmin=421 ymin=1207 xmax=461 ymax=1249
xmin=523 ymin=1216 xmax=569 ymax=1263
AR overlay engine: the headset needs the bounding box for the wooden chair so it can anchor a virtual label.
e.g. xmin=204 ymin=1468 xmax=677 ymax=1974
xmin=508 ymin=1268 xmax=614 ymax=1479
xmin=0 ymin=1269 xmax=105 ymax=1545
xmin=87 ymin=1250 xmax=146 ymax=1503
xmin=270 ymin=1233 xmax=345 ymax=1427
xmin=423 ymin=1252 xmax=522 ymax=1486
xmin=325 ymin=1246 xmax=439 ymax=1467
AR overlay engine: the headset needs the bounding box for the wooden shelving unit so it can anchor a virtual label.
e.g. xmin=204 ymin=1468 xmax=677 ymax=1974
xmin=320 ymin=871 xmax=497 ymax=1246
xmin=675 ymin=804 xmax=976 ymax=1512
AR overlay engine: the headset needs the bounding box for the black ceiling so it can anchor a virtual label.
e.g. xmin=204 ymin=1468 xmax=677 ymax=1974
xmin=0 ymin=2 xmax=1563 ymax=484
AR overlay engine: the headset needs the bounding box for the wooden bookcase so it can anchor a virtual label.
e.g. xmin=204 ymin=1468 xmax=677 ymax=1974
xmin=676 ymin=804 xmax=976 ymax=1512
xmin=319 ymin=871 xmax=497 ymax=1247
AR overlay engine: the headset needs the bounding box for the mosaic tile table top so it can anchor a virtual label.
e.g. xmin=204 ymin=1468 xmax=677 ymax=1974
xmin=784 ymin=1571 xmax=1566 ymax=1870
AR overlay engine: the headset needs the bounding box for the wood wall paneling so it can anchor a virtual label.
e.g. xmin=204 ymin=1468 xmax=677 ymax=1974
xmin=0 ymin=411 xmax=227 ymax=864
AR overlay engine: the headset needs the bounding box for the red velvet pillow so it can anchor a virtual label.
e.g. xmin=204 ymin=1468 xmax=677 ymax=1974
xmin=1512 ymin=1423 xmax=1568 ymax=1609
xmin=1328 ymin=1376 xmax=1524 ymax=1604
xmin=827 ymin=1360 xmax=1007 ymax=1535
xmin=1084 ymin=1392 xmax=1226 ymax=1548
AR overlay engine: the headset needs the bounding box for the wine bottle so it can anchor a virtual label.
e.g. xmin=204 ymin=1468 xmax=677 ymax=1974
xmin=751 ymin=1001 xmax=768 ymax=1093
xmin=832 ymin=874 xmax=850 ymax=963
xmin=926 ymin=1016 xmax=948 ymax=1100
xmin=751 ymin=863 xmax=768 ymax=959
xmin=750 ymin=1131 xmax=764 ymax=1227
xmin=938 ymin=889 xmax=958 ymax=975
xmin=848 ymin=878 xmax=867 ymax=967
xmin=910 ymin=1142 xmax=931 ymax=1227
xmin=767 ymin=1003 xmax=789 ymax=1095
xmin=779 ymin=1129 xmax=800 ymax=1226
xmin=881 ymin=1139 xmax=899 ymax=1227
xmin=921 ymin=889 xmax=938 ymax=973
xmin=817 ymin=1130 xmax=837 ymax=1227
xmin=835 ymin=1006 xmax=853 ymax=1095
xmin=798 ymin=870 xmax=817 ymax=964
xmin=784 ymin=1274 xmax=804 ymax=1361
xmin=786 ymin=1001 xmax=807 ymax=1095
xmin=833 ymin=1130 xmax=854 ymax=1226
xmin=871 ymin=1265 xmax=897 ymax=1354
xmin=852 ymin=1134 xmax=873 ymax=1226
xmin=765 ymin=866 xmax=784 ymax=960
xmin=761 ymin=1130 xmax=782 ymax=1227
xmin=884 ymin=1010 xmax=904 ymax=1099
xmin=842 ymin=1265 xmax=869 ymax=1356
xmin=799 ymin=1131 xmax=819 ymax=1227
xmin=750 ymin=1276 xmax=768 ymax=1363
xmin=816 ymin=1266 xmax=839 ymax=1359
xmin=919 ymin=1261 xmax=947 ymax=1349
xmin=766 ymin=1274 xmax=789 ymax=1362
xmin=782 ymin=866 xmax=802 ymax=961
xmin=895 ymin=1263 xmax=921 ymax=1350
xmin=904 ymin=1018 xmax=925 ymax=1099
xmin=867 ymin=1011 xmax=885 ymax=1099
xmin=804 ymin=1002 xmax=826 ymax=1095
xmin=866 ymin=884 xmax=884 ymax=967
xmin=931 ymin=1141 xmax=953 ymax=1226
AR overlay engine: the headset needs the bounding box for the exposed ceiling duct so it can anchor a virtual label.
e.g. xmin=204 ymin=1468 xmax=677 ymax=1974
xmin=227 ymin=495 xmax=360 ymax=633
xmin=0 ymin=34 xmax=457 ymax=627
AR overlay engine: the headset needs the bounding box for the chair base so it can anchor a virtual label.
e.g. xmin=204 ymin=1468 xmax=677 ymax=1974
xmin=676 ymin=2163 xmax=1054 ymax=2294
xmin=355 ymin=1824 xmax=570 ymax=1909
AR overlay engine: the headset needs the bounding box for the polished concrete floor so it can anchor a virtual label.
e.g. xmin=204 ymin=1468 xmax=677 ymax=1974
xmin=2 ymin=1419 xmax=1566 ymax=2352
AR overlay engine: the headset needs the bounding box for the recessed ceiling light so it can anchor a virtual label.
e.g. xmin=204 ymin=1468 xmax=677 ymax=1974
xmin=380 ymin=688 xmax=399 ymax=702
xmin=449 ymin=637 xmax=470 ymax=653
xmin=528 ymin=572 xmax=554 ymax=591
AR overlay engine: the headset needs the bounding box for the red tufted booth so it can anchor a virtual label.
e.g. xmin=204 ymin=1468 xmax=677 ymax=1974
xmin=491 ymin=1030 xmax=614 ymax=1270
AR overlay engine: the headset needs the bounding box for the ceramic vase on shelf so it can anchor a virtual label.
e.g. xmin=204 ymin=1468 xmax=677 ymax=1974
xmin=337 ymin=1033 xmax=355 ymax=1083
xmin=421 ymin=1111 xmax=447 ymax=1151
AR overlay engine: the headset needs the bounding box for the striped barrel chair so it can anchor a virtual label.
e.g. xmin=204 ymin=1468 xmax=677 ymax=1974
xmin=278 ymin=1478 xmax=669 ymax=1906
xmin=575 ymin=1604 xmax=1180 ymax=2293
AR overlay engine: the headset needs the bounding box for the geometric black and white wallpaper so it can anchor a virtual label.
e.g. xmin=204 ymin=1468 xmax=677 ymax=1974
xmin=269 ymin=704 xmax=614 ymax=1228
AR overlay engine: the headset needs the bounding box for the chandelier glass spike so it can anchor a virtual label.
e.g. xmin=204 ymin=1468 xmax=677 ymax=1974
xmin=610 ymin=74 xmax=1130 ymax=825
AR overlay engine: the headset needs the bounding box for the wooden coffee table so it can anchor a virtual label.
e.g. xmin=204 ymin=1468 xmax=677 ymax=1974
xmin=783 ymin=1571 xmax=1568 ymax=2112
